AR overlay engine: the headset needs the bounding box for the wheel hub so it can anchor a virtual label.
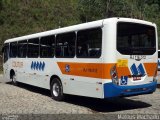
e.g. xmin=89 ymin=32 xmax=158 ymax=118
xmin=53 ymin=83 xmax=60 ymax=97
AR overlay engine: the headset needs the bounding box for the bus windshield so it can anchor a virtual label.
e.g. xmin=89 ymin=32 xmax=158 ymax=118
xmin=117 ymin=22 xmax=156 ymax=55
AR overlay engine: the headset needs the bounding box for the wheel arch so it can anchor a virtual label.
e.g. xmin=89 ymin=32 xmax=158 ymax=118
xmin=50 ymin=75 xmax=62 ymax=88
xmin=10 ymin=69 xmax=15 ymax=79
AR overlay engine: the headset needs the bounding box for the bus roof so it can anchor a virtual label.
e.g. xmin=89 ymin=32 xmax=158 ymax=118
xmin=4 ymin=17 xmax=156 ymax=43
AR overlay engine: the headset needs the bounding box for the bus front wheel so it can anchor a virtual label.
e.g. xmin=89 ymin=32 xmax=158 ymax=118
xmin=11 ymin=73 xmax=17 ymax=85
xmin=50 ymin=78 xmax=64 ymax=101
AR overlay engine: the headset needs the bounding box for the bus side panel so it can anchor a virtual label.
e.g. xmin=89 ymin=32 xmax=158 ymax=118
xmin=20 ymin=58 xmax=53 ymax=89
xmin=3 ymin=59 xmax=11 ymax=81
xmin=62 ymin=75 xmax=103 ymax=98
xmin=57 ymin=59 xmax=104 ymax=98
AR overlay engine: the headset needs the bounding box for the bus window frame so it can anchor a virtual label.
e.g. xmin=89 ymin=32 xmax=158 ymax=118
xmin=76 ymin=27 xmax=102 ymax=58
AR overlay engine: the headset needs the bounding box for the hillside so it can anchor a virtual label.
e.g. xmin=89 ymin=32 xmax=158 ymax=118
xmin=0 ymin=0 xmax=160 ymax=47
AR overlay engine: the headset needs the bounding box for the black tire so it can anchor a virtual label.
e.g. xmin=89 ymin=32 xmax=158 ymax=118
xmin=50 ymin=78 xmax=64 ymax=101
xmin=11 ymin=73 xmax=17 ymax=85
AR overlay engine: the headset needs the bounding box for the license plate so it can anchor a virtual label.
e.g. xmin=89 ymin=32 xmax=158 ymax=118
xmin=133 ymin=77 xmax=141 ymax=81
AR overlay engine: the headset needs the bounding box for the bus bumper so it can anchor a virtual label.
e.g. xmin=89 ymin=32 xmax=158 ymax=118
xmin=103 ymin=81 xmax=157 ymax=98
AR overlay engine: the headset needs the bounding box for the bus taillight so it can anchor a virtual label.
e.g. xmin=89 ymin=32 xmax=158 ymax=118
xmin=153 ymin=65 xmax=158 ymax=82
xmin=110 ymin=65 xmax=119 ymax=85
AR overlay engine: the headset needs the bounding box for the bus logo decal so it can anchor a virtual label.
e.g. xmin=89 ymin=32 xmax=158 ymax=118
xmin=42 ymin=62 xmax=45 ymax=71
xmin=31 ymin=61 xmax=34 ymax=69
xmin=65 ymin=65 xmax=70 ymax=72
xmin=31 ymin=61 xmax=45 ymax=71
xmin=36 ymin=61 xmax=39 ymax=70
xmin=39 ymin=62 xmax=42 ymax=70
xmin=130 ymin=63 xmax=145 ymax=76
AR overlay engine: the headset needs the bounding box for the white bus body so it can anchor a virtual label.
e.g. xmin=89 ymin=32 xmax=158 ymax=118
xmin=3 ymin=18 xmax=158 ymax=100
xmin=158 ymin=50 xmax=160 ymax=70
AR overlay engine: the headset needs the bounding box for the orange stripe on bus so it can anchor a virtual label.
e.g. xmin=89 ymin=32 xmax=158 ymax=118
xmin=57 ymin=62 xmax=115 ymax=79
xmin=116 ymin=67 xmax=130 ymax=78
xmin=143 ymin=63 xmax=157 ymax=77
xmin=57 ymin=62 xmax=157 ymax=79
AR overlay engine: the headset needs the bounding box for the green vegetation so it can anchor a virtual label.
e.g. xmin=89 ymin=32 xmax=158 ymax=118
xmin=0 ymin=0 xmax=160 ymax=47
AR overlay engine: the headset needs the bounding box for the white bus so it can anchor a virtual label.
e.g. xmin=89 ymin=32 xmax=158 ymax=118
xmin=3 ymin=18 xmax=158 ymax=101
xmin=158 ymin=50 xmax=160 ymax=70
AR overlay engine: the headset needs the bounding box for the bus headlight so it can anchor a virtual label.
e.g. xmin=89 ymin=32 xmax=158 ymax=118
xmin=110 ymin=65 xmax=119 ymax=85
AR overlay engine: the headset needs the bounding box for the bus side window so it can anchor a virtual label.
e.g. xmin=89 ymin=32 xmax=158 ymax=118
xmin=56 ymin=32 xmax=76 ymax=58
xmin=3 ymin=43 xmax=9 ymax=63
xmin=28 ymin=38 xmax=39 ymax=58
xmin=78 ymin=44 xmax=89 ymax=57
xmin=10 ymin=42 xmax=17 ymax=58
xmin=40 ymin=35 xmax=55 ymax=58
xmin=18 ymin=40 xmax=27 ymax=58
xmin=77 ymin=28 xmax=102 ymax=58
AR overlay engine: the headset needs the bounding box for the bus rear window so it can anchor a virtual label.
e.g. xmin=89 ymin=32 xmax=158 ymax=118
xmin=117 ymin=22 xmax=156 ymax=55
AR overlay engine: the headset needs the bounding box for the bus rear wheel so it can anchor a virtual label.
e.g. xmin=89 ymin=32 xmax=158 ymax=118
xmin=50 ymin=78 xmax=64 ymax=101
